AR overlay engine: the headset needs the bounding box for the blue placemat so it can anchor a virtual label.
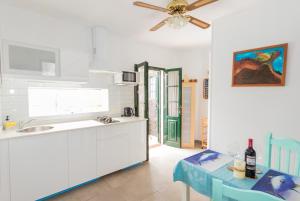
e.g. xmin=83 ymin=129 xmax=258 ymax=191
xmin=212 ymin=162 xmax=268 ymax=190
xmin=174 ymin=150 xmax=233 ymax=197
xmin=252 ymin=169 xmax=300 ymax=200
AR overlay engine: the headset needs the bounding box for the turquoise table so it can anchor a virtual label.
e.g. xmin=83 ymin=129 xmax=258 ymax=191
xmin=173 ymin=150 xmax=300 ymax=201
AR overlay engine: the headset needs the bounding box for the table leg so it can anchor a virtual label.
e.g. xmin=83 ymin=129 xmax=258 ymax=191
xmin=181 ymin=184 xmax=190 ymax=201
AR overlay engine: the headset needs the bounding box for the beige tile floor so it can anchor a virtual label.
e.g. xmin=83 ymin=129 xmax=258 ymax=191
xmin=49 ymin=145 xmax=210 ymax=201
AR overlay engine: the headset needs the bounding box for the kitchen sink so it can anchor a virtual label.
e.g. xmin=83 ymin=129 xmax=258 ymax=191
xmin=17 ymin=126 xmax=54 ymax=133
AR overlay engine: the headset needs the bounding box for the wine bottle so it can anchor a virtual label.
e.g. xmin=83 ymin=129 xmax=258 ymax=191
xmin=245 ymin=138 xmax=256 ymax=178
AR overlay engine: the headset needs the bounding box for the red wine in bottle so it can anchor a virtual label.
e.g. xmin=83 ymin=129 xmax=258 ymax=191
xmin=245 ymin=138 xmax=256 ymax=178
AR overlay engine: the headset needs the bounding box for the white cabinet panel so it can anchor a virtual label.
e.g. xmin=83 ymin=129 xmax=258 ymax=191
xmin=69 ymin=128 xmax=97 ymax=186
xmin=91 ymin=27 xmax=125 ymax=72
xmin=97 ymin=124 xmax=126 ymax=140
xmin=2 ymin=41 xmax=60 ymax=79
xmin=97 ymin=125 xmax=129 ymax=176
xmin=9 ymin=133 xmax=69 ymax=201
xmin=0 ymin=140 xmax=10 ymax=201
xmin=128 ymin=121 xmax=147 ymax=164
xmin=97 ymin=121 xmax=147 ymax=176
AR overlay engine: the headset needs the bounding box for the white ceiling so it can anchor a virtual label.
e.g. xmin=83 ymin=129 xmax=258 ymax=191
xmin=0 ymin=0 xmax=259 ymax=48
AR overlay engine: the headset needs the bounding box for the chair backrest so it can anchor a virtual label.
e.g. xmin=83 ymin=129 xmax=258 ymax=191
xmin=265 ymin=133 xmax=300 ymax=176
xmin=212 ymin=179 xmax=282 ymax=201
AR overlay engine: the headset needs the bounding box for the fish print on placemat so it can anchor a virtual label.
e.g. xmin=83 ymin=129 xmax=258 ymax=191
xmin=252 ymin=169 xmax=300 ymax=200
xmin=184 ymin=150 xmax=232 ymax=172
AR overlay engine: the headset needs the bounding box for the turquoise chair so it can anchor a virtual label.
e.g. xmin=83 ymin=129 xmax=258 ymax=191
xmin=265 ymin=133 xmax=300 ymax=176
xmin=212 ymin=179 xmax=282 ymax=201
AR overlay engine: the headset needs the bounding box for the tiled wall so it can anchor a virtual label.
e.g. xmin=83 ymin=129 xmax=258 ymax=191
xmin=0 ymin=73 xmax=134 ymax=125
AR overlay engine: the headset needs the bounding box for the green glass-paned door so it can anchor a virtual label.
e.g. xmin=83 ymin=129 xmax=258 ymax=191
xmin=134 ymin=62 xmax=150 ymax=160
xmin=164 ymin=68 xmax=182 ymax=148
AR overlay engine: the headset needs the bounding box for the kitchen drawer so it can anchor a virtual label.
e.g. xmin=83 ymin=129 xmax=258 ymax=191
xmin=97 ymin=124 xmax=129 ymax=140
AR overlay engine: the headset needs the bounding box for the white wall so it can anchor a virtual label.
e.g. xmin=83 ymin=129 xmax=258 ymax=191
xmin=176 ymin=47 xmax=210 ymax=140
xmin=210 ymin=0 xmax=300 ymax=160
xmin=0 ymin=4 xmax=183 ymax=124
xmin=92 ymin=27 xmax=180 ymax=72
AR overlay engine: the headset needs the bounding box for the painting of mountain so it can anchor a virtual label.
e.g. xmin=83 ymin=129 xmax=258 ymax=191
xmin=232 ymin=44 xmax=288 ymax=86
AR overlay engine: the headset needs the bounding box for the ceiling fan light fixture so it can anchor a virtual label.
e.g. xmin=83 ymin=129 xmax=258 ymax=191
xmin=133 ymin=0 xmax=216 ymax=31
xmin=167 ymin=14 xmax=189 ymax=29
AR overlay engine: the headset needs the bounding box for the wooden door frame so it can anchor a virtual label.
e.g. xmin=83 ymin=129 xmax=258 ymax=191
xmin=181 ymin=78 xmax=196 ymax=148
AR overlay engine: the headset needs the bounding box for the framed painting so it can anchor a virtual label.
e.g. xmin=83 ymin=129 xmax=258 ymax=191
xmin=232 ymin=43 xmax=288 ymax=87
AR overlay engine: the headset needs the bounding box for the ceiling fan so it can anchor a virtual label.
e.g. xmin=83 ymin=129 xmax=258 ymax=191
xmin=133 ymin=0 xmax=218 ymax=31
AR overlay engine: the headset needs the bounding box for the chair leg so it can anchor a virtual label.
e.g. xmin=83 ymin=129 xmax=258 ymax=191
xmin=181 ymin=184 xmax=190 ymax=201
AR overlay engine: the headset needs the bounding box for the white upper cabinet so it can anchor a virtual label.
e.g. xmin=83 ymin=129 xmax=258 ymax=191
xmin=91 ymin=27 xmax=130 ymax=72
xmin=91 ymin=27 xmax=111 ymax=71
xmin=0 ymin=5 xmax=90 ymax=82
xmin=68 ymin=128 xmax=97 ymax=186
xmin=2 ymin=40 xmax=61 ymax=79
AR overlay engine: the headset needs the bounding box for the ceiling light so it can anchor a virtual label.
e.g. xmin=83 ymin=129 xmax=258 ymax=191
xmin=167 ymin=15 xmax=189 ymax=29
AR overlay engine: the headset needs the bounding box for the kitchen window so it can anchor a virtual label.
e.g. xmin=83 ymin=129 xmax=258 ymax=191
xmin=28 ymin=87 xmax=109 ymax=117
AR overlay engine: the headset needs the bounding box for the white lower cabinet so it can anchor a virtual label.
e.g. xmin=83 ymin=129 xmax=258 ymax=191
xmin=97 ymin=125 xmax=129 ymax=176
xmin=128 ymin=121 xmax=147 ymax=164
xmin=6 ymin=120 xmax=146 ymax=201
xmin=0 ymin=140 xmax=10 ymax=201
xmin=68 ymin=128 xmax=97 ymax=186
xmin=9 ymin=133 xmax=69 ymax=201
xmin=97 ymin=122 xmax=147 ymax=177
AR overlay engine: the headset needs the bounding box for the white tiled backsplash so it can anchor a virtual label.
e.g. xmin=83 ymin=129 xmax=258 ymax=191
xmin=0 ymin=73 xmax=134 ymax=125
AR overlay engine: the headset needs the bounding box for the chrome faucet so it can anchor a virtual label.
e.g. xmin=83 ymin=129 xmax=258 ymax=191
xmin=19 ymin=119 xmax=36 ymax=129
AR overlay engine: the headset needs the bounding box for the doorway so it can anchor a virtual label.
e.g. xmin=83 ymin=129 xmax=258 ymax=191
xmin=148 ymin=69 xmax=161 ymax=147
xmin=134 ymin=62 xmax=182 ymax=159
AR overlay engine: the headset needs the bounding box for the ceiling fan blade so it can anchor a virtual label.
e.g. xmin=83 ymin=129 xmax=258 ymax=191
xmin=186 ymin=0 xmax=218 ymax=11
xmin=187 ymin=16 xmax=210 ymax=29
xmin=150 ymin=18 xmax=168 ymax=31
xmin=133 ymin=1 xmax=169 ymax=12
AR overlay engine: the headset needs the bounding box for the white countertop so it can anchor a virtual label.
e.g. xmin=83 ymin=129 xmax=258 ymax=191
xmin=0 ymin=117 xmax=147 ymax=141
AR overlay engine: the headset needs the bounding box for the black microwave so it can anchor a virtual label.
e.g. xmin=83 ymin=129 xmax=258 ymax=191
xmin=122 ymin=71 xmax=136 ymax=82
xmin=114 ymin=71 xmax=139 ymax=85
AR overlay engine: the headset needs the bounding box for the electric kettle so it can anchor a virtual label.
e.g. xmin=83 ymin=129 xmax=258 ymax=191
xmin=123 ymin=107 xmax=134 ymax=117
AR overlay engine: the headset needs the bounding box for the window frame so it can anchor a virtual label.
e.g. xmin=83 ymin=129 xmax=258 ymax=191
xmin=28 ymin=87 xmax=109 ymax=118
